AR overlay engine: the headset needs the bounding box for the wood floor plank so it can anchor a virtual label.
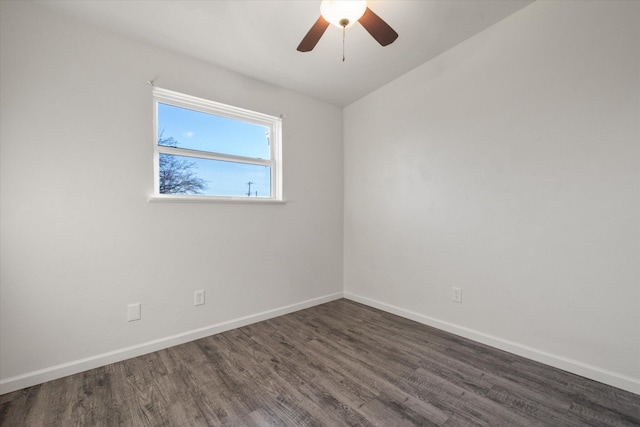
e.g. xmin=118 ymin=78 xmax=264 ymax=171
xmin=120 ymin=354 xmax=173 ymax=427
xmin=2 ymin=299 xmax=639 ymax=426
xmin=238 ymin=328 xmax=373 ymax=426
xmin=226 ymin=408 xmax=286 ymax=427
xmin=404 ymin=367 xmax=539 ymax=427
xmin=358 ymin=397 xmax=438 ymax=427
xmin=303 ymin=338 xmax=453 ymax=424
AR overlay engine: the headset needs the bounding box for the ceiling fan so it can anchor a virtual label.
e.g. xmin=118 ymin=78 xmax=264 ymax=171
xmin=297 ymin=0 xmax=398 ymax=56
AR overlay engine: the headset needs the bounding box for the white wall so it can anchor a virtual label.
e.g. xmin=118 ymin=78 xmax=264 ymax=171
xmin=344 ymin=0 xmax=640 ymax=394
xmin=0 ymin=1 xmax=343 ymax=392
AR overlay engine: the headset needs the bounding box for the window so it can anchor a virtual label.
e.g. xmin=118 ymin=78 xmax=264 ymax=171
xmin=152 ymin=87 xmax=282 ymax=201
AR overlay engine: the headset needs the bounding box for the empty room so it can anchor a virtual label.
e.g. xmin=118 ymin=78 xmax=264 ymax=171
xmin=1 ymin=0 xmax=639 ymax=425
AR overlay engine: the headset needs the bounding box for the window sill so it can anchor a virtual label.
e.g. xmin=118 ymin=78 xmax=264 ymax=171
xmin=147 ymin=195 xmax=286 ymax=204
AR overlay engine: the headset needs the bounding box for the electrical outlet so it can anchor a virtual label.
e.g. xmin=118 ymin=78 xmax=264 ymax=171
xmin=194 ymin=290 xmax=205 ymax=306
xmin=127 ymin=303 xmax=141 ymax=321
xmin=452 ymin=287 xmax=462 ymax=303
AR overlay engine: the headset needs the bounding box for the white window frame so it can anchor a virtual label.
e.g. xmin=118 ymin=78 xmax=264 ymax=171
xmin=151 ymin=87 xmax=283 ymax=202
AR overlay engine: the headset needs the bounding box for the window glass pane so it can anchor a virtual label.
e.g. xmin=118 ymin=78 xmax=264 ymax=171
xmin=157 ymin=103 xmax=270 ymax=159
xmin=159 ymin=153 xmax=271 ymax=197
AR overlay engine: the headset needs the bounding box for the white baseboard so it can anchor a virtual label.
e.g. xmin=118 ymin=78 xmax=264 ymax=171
xmin=344 ymin=292 xmax=640 ymax=396
xmin=0 ymin=292 xmax=344 ymax=395
xmin=4 ymin=291 xmax=638 ymax=396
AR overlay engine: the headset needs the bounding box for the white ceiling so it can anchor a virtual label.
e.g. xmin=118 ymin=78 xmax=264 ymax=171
xmin=40 ymin=0 xmax=534 ymax=107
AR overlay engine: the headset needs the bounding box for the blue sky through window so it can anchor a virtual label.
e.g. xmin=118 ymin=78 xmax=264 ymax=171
xmin=157 ymin=103 xmax=271 ymax=197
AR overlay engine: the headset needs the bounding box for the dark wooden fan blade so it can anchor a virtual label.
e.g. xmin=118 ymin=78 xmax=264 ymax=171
xmin=297 ymin=16 xmax=330 ymax=52
xmin=359 ymin=7 xmax=398 ymax=46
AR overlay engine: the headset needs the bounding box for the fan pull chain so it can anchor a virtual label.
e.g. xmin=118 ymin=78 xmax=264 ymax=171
xmin=342 ymin=26 xmax=346 ymax=62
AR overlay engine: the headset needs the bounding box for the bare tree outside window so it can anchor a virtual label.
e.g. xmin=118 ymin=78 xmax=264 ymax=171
xmin=158 ymin=131 xmax=207 ymax=194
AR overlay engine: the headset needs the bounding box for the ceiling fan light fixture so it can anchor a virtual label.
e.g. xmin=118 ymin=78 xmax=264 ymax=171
xmin=297 ymin=0 xmax=397 ymax=54
xmin=320 ymin=0 xmax=367 ymax=28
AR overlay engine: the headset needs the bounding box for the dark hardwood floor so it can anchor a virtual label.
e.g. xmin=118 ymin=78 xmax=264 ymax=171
xmin=1 ymin=299 xmax=639 ymax=426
